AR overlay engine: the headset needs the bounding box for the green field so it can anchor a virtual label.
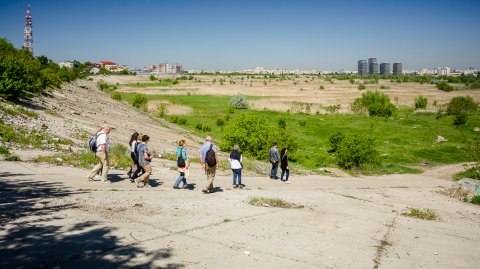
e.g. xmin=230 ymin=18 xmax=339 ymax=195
xmin=121 ymin=92 xmax=479 ymax=171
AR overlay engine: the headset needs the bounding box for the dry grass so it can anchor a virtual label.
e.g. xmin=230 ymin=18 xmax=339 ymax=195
xmin=248 ymin=197 xmax=304 ymax=209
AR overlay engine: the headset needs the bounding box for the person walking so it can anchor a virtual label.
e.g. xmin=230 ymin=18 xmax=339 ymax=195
xmin=268 ymin=142 xmax=280 ymax=179
xmin=87 ymin=125 xmax=112 ymax=183
xmin=127 ymin=132 xmax=140 ymax=182
xmin=228 ymin=144 xmax=243 ymax=188
xmin=135 ymin=135 xmax=153 ymax=188
xmin=280 ymin=148 xmax=290 ymax=184
xmin=173 ymin=139 xmax=190 ymax=189
xmin=199 ymin=136 xmax=218 ymax=194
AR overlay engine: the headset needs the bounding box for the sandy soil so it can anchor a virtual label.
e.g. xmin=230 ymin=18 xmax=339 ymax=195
xmin=0 ymin=161 xmax=478 ymax=268
xmin=1 ymin=77 xmax=479 ymax=268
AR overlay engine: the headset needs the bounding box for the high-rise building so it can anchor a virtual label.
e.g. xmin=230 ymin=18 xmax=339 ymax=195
xmin=393 ymin=63 xmax=402 ymax=74
xmin=368 ymin=58 xmax=378 ymax=74
xmin=380 ymin=63 xmax=390 ymax=75
xmin=358 ymin=60 xmax=367 ymax=75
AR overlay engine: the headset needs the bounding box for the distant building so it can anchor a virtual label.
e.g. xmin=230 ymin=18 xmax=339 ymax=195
xmin=436 ymin=66 xmax=450 ymax=76
xmin=393 ymin=63 xmax=402 ymax=74
xmin=99 ymin=61 xmax=128 ymax=72
xmin=59 ymin=61 xmax=74 ymax=69
xmin=380 ymin=63 xmax=390 ymax=75
xmin=368 ymin=58 xmax=378 ymax=74
xmin=358 ymin=60 xmax=368 ymax=75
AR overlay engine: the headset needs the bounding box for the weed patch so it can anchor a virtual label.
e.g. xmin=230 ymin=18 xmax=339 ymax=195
xmin=401 ymin=208 xmax=439 ymax=221
xmin=248 ymin=197 xmax=304 ymax=209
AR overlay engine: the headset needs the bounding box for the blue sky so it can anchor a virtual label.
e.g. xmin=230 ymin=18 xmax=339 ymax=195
xmin=1 ymin=0 xmax=479 ymax=71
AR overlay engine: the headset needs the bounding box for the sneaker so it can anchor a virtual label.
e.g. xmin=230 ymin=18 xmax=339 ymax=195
xmin=233 ymin=185 xmax=239 ymax=188
xmin=87 ymin=177 xmax=94 ymax=181
xmin=202 ymin=189 xmax=209 ymax=194
xmin=101 ymin=180 xmax=111 ymax=184
xmin=285 ymin=181 xmax=290 ymax=184
xmin=173 ymin=186 xmax=181 ymax=189
xmin=183 ymin=185 xmax=189 ymax=189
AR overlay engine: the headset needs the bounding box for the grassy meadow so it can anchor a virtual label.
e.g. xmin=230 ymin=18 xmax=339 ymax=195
xmin=120 ymin=92 xmax=480 ymax=172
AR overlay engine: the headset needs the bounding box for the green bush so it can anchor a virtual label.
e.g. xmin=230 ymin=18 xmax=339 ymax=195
xmin=195 ymin=123 xmax=211 ymax=132
xmin=471 ymin=195 xmax=480 ymax=205
xmin=278 ymin=118 xmax=286 ymax=129
xmin=228 ymin=95 xmax=248 ymax=109
xmin=436 ymin=81 xmax=454 ymax=92
xmin=216 ymin=118 xmax=225 ymax=126
xmin=157 ymin=103 xmax=168 ymax=117
xmin=319 ymin=85 xmax=325 ymax=90
xmin=335 ymin=134 xmax=379 ymax=168
xmin=328 ymin=132 xmax=345 ymax=152
xmin=358 ymin=84 xmax=366 ymax=90
xmin=453 ymin=114 xmax=467 ymax=125
xmin=111 ymin=92 xmax=122 ymax=101
xmin=351 ymin=91 xmax=397 ymax=117
xmin=221 ymin=114 xmax=297 ymax=160
xmin=414 ymin=96 xmax=428 ymax=109
xmin=447 ymin=96 xmax=478 ymax=115
xmin=299 ymin=120 xmax=307 ymax=126
xmin=132 ymin=94 xmax=148 ymax=110
xmin=149 ymin=74 xmax=156 ymax=81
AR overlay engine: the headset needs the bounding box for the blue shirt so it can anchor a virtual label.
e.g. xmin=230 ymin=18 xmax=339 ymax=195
xmin=199 ymin=141 xmax=217 ymax=162
xmin=176 ymin=146 xmax=188 ymax=161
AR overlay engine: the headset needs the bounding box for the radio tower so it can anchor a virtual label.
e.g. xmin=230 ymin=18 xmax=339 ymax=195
xmin=24 ymin=4 xmax=33 ymax=54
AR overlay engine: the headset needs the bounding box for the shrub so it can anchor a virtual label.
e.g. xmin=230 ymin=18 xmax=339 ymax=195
xmin=229 ymin=95 xmax=248 ymax=109
xmin=414 ymin=96 xmax=428 ymax=109
xmin=132 ymin=94 xmax=147 ymax=110
xmin=157 ymin=103 xmax=168 ymax=117
xmin=319 ymin=85 xmax=325 ymax=90
xmin=453 ymin=114 xmax=467 ymax=125
xmin=111 ymin=92 xmax=122 ymax=101
xmin=221 ymin=115 xmax=297 ymax=160
xmin=351 ymin=91 xmax=397 ymax=117
xmin=328 ymin=132 xmax=345 ymax=152
xmin=436 ymin=81 xmax=454 ymax=92
xmin=358 ymin=84 xmax=366 ymax=90
xmin=149 ymin=74 xmax=156 ymax=81
xmin=446 ymin=96 xmax=478 ymax=115
xmin=299 ymin=120 xmax=307 ymax=126
xmin=278 ymin=118 xmax=286 ymax=129
xmin=195 ymin=123 xmax=211 ymax=132
xmin=216 ymin=118 xmax=225 ymax=126
xmin=471 ymin=195 xmax=480 ymax=205
xmin=335 ymin=134 xmax=379 ymax=168
xmin=380 ymin=85 xmax=390 ymax=89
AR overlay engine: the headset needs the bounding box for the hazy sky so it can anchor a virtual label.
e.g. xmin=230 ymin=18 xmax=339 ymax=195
xmin=1 ymin=0 xmax=479 ymax=71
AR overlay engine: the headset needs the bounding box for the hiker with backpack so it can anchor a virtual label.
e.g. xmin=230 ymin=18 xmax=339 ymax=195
xmin=134 ymin=135 xmax=153 ymax=188
xmin=228 ymin=144 xmax=244 ymax=188
xmin=268 ymin=142 xmax=280 ymax=180
xmin=127 ymin=132 xmax=140 ymax=182
xmin=173 ymin=139 xmax=190 ymax=189
xmin=87 ymin=125 xmax=112 ymax=183
xmin=199 ymin=136 xmax=218 ymax=194
xmin=280 ymin=147 xmax=290 ymax=184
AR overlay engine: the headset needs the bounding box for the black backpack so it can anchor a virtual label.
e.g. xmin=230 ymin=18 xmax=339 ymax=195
xmin=205 ymin=144 xmax=217 ymax=167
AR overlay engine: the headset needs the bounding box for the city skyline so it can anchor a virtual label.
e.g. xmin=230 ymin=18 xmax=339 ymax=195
xmin=0 ymin=0 xmax=479 ymax=71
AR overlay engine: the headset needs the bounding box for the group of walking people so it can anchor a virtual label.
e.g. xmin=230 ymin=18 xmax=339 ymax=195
xmin=87 ymin=126 xmax=290 ymax=191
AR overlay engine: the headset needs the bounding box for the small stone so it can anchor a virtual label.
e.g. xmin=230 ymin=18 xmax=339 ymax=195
xmin=474 ymin=127 xmax=480 ymax=132
xmin=436 ymin=136 xmax=447 ymax=143
xmin=56 ymin=158 xmax=63 ymax=162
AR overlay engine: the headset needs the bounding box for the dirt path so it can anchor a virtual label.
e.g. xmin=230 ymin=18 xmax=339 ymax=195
xmin=0 ymin=161 xmax=478 ymax=268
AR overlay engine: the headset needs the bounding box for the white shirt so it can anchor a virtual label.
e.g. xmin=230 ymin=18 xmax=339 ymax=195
xmin=228 ymin=156 xmax=242 ymax=169
xmin=130 ymin=140 xmax=137 ymax=152
xmin=96 ymin=131 xmax=110 ymax=152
